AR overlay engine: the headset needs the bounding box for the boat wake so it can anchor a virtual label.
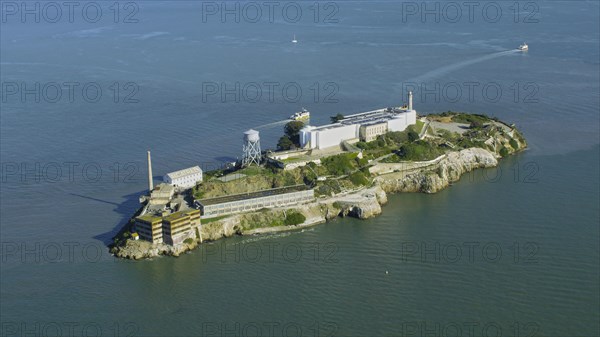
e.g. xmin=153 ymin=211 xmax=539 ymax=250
xmin=408 ymin=49 xmax=520 ymax=83
xmin=254 ymin=119 xmax=289 ymax=130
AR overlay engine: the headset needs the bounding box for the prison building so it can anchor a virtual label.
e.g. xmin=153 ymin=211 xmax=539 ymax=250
xmin=134 ymin=214 xmax=164 ymax=244
xmin=163 ymin=166 xmax=203 ymax=189
xmin=299 ymin=108 xmax=416 ymax=150
xmin=162 ymin=209 xmax=200 ymax=245
xmin=195 ymin=185 xmax=315 ymax=218
xmin=360 ymin=121 xmax=389 ymax=142
xmin=149 ymin=183 xmax=175 ymax=206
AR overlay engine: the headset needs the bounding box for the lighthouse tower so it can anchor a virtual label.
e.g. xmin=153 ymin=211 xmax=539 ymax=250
xmin=408 ymin=91 xmax=413 ymax=111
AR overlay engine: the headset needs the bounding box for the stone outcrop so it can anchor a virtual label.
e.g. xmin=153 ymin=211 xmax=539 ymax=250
xmin=375 ymin=148 xmax=498 ymax=193
xmin=111 ymin=238 xmax=199 ymax=260
xmin=328 ymin=186 xmax=386 ymax=219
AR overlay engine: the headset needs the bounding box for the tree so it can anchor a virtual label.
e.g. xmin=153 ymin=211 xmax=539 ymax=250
xmin=284 ymin=121 xmax=305 ymax=137
xmin=284 ymin=211 xmax=306 ymax=226
xmin=277 ymin=136 xmax=294 ymax=150
xmin=284 ymin=121 xmax=305 ymax=146
xmin=408 ymin=129 xmax=419 ymax=142
xmin=470 ymin=120 xmax=483 ymax=129
xmin=330 ymin=113 xmax=345 ymax=123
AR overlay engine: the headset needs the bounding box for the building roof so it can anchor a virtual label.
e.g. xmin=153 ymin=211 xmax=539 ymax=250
xmin=197 ymin=185 xmax=311 ymax=206
xmin=136 ymin=214 xmax=162 ymax=223
xmin=165 ymin=166 xmax=202 ymax=180
xmin=307 ymin=108 xmax=414 ymax=132
xmin=151 ymin=183 xmax=175 ymax=199
xmin=163 ymin=208 xmax=200 ymax=222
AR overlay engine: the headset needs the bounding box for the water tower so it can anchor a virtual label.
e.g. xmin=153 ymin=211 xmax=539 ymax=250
xmin=242 ymin=129 xmax=262 ymax=166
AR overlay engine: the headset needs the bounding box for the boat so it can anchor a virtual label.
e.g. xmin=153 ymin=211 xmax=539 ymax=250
xmin=290 ymin=108 xmax=309 ymax=120
xmin=292 ymin=34 xmax=297 ymax=43
xmin=518 ymin=42 xmax=528 ymax=51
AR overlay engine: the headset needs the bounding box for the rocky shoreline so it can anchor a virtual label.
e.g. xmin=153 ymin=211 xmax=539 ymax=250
xmin=111 ymin=144 xmax=521 ymax=260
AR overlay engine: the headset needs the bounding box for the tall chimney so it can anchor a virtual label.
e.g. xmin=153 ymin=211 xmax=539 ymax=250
xmin=408 ymin=91 xmax=413 ymax=111
xmin=147 ymin=150 xmax=154 ymax=191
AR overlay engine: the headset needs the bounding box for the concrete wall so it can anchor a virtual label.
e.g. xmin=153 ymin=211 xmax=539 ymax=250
xmin=388 ymin=110 xmax=416 ymax=132
xmin=314 ymin=124 xmax=358 ymax=149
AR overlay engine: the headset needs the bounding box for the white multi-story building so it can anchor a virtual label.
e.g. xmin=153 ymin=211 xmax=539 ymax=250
xmin=299 ymin=106 xmax=417 ymax=150
xmin=163 ymin=166 xmax=203 ymax=189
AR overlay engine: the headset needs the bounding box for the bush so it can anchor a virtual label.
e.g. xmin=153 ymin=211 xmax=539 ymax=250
xmin=315 ymin=179 xmax=343 ymax=196
xmin=330 ymin=113 xmax=345 ymax=123
xmin=386 ymin=131 xmax=409 ymax=144
xmin=349 ymin=171 xmax=370 ymax=186
xmin=284 ymin=212 xmax=306 ymax=226
xmin=470 ymin=120 xmax=484 ymax=129
xmin=321 ymin=153 xmax=356 ymax=176
xmin=407 ymin=129 xmax=419 ymax=142
xmin=509 ymin=138 xmax=519 ymax=150
xmin=499 ymin=147 xmax=509 ymax=157
xmin=457 ymin=137 xmax=486 ymax=150
xmin=301 ymin=168 xmax=318 ymax=185
xmin=355 ymin=157 xmax=369 ymax=167
xmin=398 ymin=141 xmax=444 ymax=161
xmin=381 ymin=154 xmax=402 ymax=163
xmin=184 ymin=238 xmax=194 ymax=245
xmin=452 ymin=113 xmax=490 ymax=124
xmin=277 ymin=136 xmax=294 ymax=150
xmin=284 ymin=121 xmax=305 ymax=146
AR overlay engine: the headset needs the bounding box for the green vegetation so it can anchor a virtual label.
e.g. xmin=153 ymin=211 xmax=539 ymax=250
xmin=277 ymin=136 xmax=294 ymax=150
xmin=499 ymin=147 xmax=509 ymax=157
xmin=238 ymin=166 xmax=269 ymax=176
xmin=398 ymin=140 xmax=445 ymax=161
xmin=321 ymin=153 xmax=357 ymax=176
xmin=284 ymin=121 xmax=305 ymax=147
xmin=509 ymin=138 xmax=519 ymax=150
xmin=349 ymin=171 xmax=370 ymax=186
xmin=470 ymin=120 xmax=484 ymax=129
xmin=380 ymin=154 xmax=402 ymax=163
xmin=413 ymin=120 xmax=425 ymax=134
xmin=184 ymin=238 xmax=194 ymax=244
xmin=437 ymin=129 xmax=460 ymax=142
xmin=451 ymin=113 xmax=491 ymax=125
xmin=456 ymin=137 xmax=487 ymax=150
xmin=193 ymin=167 xmax=305 ymax=199
xmin=330 ymin=113 xmax=345 ymax=123
xmin=408 ymin=128 xmax=420 ymax=142
xmin=239 ymin=209 xmax=305 ymax=230
xmin=284 ymin=211 xmax=306 ymax=226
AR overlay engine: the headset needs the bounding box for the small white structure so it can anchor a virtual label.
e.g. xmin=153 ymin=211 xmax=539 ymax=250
xmin=242 ymin=129 xmax=262 ymax=167
xmin=163 ymin=166 xmax=203 ymax=189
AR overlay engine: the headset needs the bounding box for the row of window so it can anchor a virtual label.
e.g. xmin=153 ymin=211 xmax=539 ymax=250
xmin=203 ymin=194 xmax=314 ymax=217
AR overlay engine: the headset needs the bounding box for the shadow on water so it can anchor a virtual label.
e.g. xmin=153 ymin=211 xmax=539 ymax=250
xmin=71 ymin=190 xmax=146 ymax=245
xmin=213 ymin=156 xmax=237 ymax=163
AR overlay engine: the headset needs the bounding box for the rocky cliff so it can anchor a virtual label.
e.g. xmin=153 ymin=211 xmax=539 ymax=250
xmin=375 ymin=147 xmax=498 ymax=193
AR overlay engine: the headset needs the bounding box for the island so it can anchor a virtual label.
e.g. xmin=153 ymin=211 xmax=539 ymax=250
xmin=110 ymin=97 xmax=526 ymax=260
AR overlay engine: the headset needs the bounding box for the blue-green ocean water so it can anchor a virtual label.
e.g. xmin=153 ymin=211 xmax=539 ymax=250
xmin=1 ymin=1 xmax=598 ymax=336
